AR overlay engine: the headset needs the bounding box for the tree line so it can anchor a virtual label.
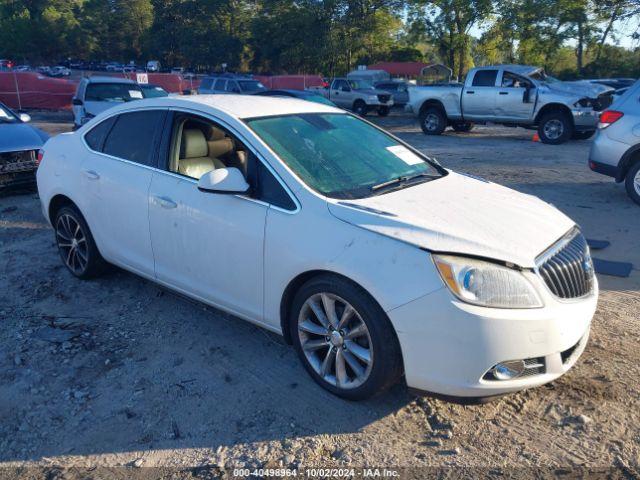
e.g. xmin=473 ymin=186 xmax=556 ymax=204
xmin=1 ymin=0 xmax=639 ymax=79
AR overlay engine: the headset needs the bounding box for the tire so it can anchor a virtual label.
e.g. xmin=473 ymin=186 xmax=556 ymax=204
xmin=452 ymin=122 xmax=474 ymax=133
xmin=377 ymin=106 xmax=390 ymax=117
xmin=289 ymin=274 xmax=403 ymax=400
xmin=54 ymin=205 xmax=106 ymax=279
xmin=353 ymin=100 xmax=368 ymax=116
xmin=624 ymin=161 xmax=640 ymax=206
xmin=571 ymin=130 xmax=595 ymax=140
xmin=419 ymin=107 xmax=447 ymax=135
xmin=537 ymin=111 xmax=573 ymax=144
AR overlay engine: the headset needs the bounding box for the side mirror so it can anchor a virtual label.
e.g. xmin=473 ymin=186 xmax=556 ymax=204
xmin=72 ymin=97 xmax=83 ymax=106
xmin=19 ymin=112 xmax=31 ymax=122
xmin=198 ymin=167 xmax=249 ymax=194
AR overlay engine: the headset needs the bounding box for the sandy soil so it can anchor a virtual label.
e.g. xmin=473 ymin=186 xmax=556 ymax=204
xmin=0 ymin=112 xmax=638 ymax=478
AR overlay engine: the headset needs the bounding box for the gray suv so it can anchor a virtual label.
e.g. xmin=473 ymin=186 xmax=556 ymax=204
xmin=589 ymin=80 xmax=640 ymax=205
xmin=198 ymin=75 xmax=267 ymax=95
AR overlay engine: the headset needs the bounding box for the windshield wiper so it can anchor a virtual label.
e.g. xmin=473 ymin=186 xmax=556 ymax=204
xmin=370 ymin=173 xmax=439 ymax=193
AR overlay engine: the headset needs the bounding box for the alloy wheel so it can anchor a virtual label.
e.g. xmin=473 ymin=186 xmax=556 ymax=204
xmin=543 ymin=119 xmax=564 ymax=140
xmin=297 ymin=293 xmax=373 ymax=389
xmin=634 ymin=169 xmax=640 ymax=196
xmin=424 ymin=113 xmax=440 ymax=131
xmin=56 ymin=214 xmax=89 ymax=275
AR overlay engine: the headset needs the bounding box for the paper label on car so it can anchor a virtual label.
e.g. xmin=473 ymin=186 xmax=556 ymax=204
xmin=129 ymin=90 xmax=143 ymax=99
xmin=386 ymin=145 xmax=423 ymax=165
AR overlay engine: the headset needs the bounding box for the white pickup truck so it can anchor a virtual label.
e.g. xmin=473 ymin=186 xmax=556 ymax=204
xmin=407 ymin=65 xmax=613 ymax=144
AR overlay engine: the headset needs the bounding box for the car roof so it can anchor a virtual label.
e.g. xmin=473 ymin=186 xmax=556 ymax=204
xmin=84 ymin=76 xmax=137 ymax=84
xmin=483 ymin=65 xmax=540 ymax=75
xmin=106 ymin=94 xmax=342 ymax=119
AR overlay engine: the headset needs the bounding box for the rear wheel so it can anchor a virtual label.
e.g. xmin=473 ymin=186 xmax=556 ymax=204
xmin=572 ymin=130 xmax=595 ymax=140
xmin=419 ymin=107 xmax=447 ymax=135
xmin=537 ymin=111 xmax=573 ymax=144
xmin=353 ymin=100 xmax=368 ymax=116
xmin=625 ymin=162 xmax=640 ymax=206
xmin=54 ymin=205 xmax=106 ymax=278
xmin=290 ymin=275 xmax=403 ymax=400
xmin=452 ymin=122 xmax=474 ymax=133
xmin=377 ymin=106 xmax=390 ymax=117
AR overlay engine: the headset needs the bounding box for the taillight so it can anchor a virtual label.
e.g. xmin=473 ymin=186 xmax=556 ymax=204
xmin=36 ymin=149 xmax=44 ymax=167
xmin=598 ymin=110 xmax=624 ymax=129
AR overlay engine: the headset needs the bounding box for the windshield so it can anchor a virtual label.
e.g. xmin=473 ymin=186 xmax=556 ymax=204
xmin=141 ymin=85 xmax=169 ymax=98
xmin=348 ymin=79 xmax=374 ymax=90
xmin=0 ymin=104 xmax=19 ymax=123
xmin=247 ymin=113 xmax=443 ymax=199
xmin=238 ymin=80 xmax=266 ymax=92
xmin=528 ymin=70 xmax=559 ymax=84
xmin=85 ymin=83 xmax=144 ymax=102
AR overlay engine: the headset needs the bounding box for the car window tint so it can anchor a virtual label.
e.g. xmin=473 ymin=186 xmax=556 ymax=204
xmin=102 ymin=111 xmax=164 ymax=166
xmin=472 ymin=70 xmax=498 ymax=87
xmin=214 ymin=79 xmax=226 ymax=90
xmin=201 ymin=78 xmax=213 ymax=90
xmin=255 ymin=161 xmax=296 ymax=210
xmin=84 ymin=117 xmax=116 ymax=151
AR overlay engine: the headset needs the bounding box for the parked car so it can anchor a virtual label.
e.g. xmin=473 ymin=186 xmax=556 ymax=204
xmin=71 ymin=76 xmax=144 ymax=129
xmin=105 ymin=63 xmax=122 ymax=72
xmin=0 ymin=59 xmax=13 ymax=69
xmin=589 ymin=80 xmax=640 ymax=205
xmin=14 ymin=65 xmax=31 ymax=72
xmin=122 ymin=65 xmax=136 ymax=73
xmin=374 ymin=80 xmax=410 ymax=107
xmin=408 ymin=65 xmax=606 ymax=144
xmin=36 ymin=66 xmax=52 ymax=75
xmin=37 ymin=95 xmax=596 ymax=401
xmin=254 ymin=89 xmax=337 ymax=107
xmin=50 ymin=66 xmax=71 ymax=77
xmin=147 ymin=60 xmax=161 ymax=72
xmin=0 ymin=102 xmax=49 ymax=188
xmin=308 ymin=78 xmax=394 ymax=116
xmin=198 ymin=75 xmax=267 ymax=95
xmin=171 ymin=67 xmax=185 ymax=74
xmin=140 ymin=84 xmax=169 ymax=98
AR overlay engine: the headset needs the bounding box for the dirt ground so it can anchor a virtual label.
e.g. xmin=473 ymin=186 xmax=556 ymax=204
xmin=0 ymin=110 xmax=638 ymax=478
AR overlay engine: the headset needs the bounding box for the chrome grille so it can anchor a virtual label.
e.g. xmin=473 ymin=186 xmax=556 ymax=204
xmin=377 ymin=94 xmax=390 ymax=103
xmin=536 ymin=229 xmax=594 ymax=299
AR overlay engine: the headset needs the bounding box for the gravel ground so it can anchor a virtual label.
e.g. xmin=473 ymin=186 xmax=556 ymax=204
xmin=0 ymin=111 xmax=638 ymax=478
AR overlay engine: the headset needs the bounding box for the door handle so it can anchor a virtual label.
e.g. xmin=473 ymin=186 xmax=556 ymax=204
xmin=466 ymin=90 xmax=475 ymax=94
xmin=152 ymin=195 xmax=177 ymax=209
xmin=499 ymin=91 xmax=509 ymax=95
xmin=83 ymin=170 xmax=100 ymax=180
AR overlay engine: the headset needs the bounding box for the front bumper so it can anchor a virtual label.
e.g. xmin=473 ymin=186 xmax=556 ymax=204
xmin=365 ymin=99 xmax=394 ymax=108
xmin=387 ymin=276 xmax=598 ymax=398
xmin=571 ymin=108 xmax=599 ymax=130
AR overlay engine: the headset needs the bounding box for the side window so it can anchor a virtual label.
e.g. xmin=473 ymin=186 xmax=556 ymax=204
xmin=84 ymin=116 xmax=115 ymax=151
xmin=102 ymin=110 xmax=164 ymax=166
xmin=225 ymin=81 xmax=239 ymax=93
xmin=501 ymin=71 xmax=528 ymax=88
xmin=214 ymin=79 xmax=226 ymax=90
xmin=201 ymin=78 xmax=213 ymax=90
xmin=472 ymin=70 xmax=498 ymax=87
xmin=334 ymin=80 xmax=349 ymax=90
xmin=255 ymin=161 xmax=296 ymax=210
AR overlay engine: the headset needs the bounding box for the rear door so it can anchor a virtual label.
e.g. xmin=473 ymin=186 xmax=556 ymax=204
xmin=80 ymin=109 xmax=166 ymax=276
xmin=461 ymin=69 xmax=500 ymax=121
xmin=494 ymin=70 xmax=536 ymax=121
xmin=331 ymin=79 xmax=353 ymax=108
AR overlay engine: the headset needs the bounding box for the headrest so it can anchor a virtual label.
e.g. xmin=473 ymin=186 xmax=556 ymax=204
xmin=180 ymin=129 xmax=208 ymax=159
xmin=208 ymin=138 xmax=234 ymax=158
xmin=205 ymin=125 xmax=226 ymax=141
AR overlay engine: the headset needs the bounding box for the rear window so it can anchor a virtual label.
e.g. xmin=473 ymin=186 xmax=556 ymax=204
xmin=102 ymin=111 xmax=164 ymax=166
xmin=85 ymin=83 xmax=143 ymax=102
xmin=472 ymin=70 xmax=498 ymax=87
xmin=238 ymin=80 xmax=266 ymax=92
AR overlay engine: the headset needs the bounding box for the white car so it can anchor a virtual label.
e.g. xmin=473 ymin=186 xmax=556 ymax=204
xmin=36 ymin=96 xmax=597 ymax=401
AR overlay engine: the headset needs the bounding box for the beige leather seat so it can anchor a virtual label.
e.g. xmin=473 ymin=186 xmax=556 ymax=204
xmin=178 ymin=129 xmax=225 ymax=179
xmin=205 ymin=125 xmax=248 ymax=176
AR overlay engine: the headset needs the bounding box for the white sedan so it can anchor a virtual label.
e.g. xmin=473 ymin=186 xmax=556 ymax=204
xmin=36 ymin=95 xmax=597 ymax=401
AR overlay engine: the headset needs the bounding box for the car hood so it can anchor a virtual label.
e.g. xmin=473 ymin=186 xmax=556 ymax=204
xmin=327 ymin=171 xmax=574 ymax=268
xmin=354 ymin=88 xmax=392 ymax=96
xmin=543 ymin=81 xmax=612 ymax=98
xmin=0 ymin=123 xmax=48 ymax=154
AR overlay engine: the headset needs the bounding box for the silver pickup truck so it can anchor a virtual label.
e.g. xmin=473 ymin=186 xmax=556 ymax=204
xmin=309 ymin=78 xmax=394 ymax=116
xmin=408 ymin=65 xmax=613 ymax=144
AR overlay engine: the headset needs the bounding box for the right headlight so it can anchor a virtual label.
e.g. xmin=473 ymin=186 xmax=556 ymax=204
xmin=433 ymin=254 xmax=543 ymax=309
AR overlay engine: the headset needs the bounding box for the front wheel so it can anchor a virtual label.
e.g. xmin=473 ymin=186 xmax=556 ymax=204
xmin=54 ymin=205 xmax=106 ymax=278
xmin=419 ymin=107 xmax=447 ymax=135
xmin=537 ymin=111 xmax=573 ymax=144
xmin=352 ymin=100 xmax=368 ymax=116
xmin=377 ymin=106 xmax=390 ymax=117
xmin=625 ymin=161 xmax=640 ymax=206
xmin=290 ymin=275 xmax=403 ymax=400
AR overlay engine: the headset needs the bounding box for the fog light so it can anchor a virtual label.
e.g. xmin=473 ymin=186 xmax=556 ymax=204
xmin=492 ymin=360 xmax=525 ymax=380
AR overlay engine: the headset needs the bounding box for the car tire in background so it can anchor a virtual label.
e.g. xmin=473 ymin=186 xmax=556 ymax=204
xmin=537 ymin=111 xmax=573 ymax=144
xmin=54 ymin=205 xmax=106 ymax=279
xmin=353 ymin=100 xmax=368 ymax=116
xmin=571 ymin=130 xmax=595 ymax=140
xmin=419 ymin=107 xmax=447 ymax=135
xmin=452 ymin=122 xmax=474 ymax=133
xmin=289 ymin=274 xmax=403 ymax=400
xmin=624 ymin=161 xmax=640 ymax=206
xmin=377 ymin=106 xmax=390 ymax=117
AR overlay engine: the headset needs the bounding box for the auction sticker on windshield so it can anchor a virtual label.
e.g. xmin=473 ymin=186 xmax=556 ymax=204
xmin=386 ymin=145 xmax=423 ymax=165
xmin=129 ymin=90 xmax=143 ymax=99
